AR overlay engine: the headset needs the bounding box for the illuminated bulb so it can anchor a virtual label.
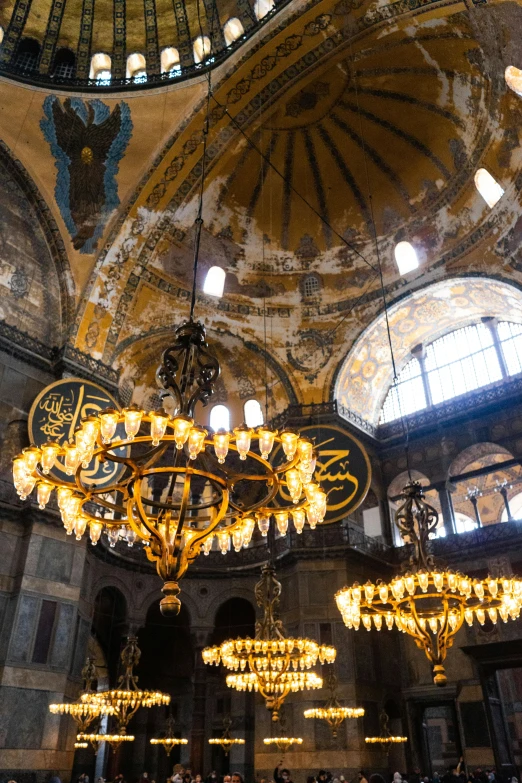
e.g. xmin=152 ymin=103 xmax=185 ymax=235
xmin=280 ymin=429 xmax=299 ymax=460
xmin=297 ymin=438 xmax=313 ymax=466
xmin=213 ymin=430 xmax=230 ymax=464
xmin=292 ymin=508 xmax=305 ymax=533
xmin=488 ymin=579 xmax=498 ymax=598
xmin=362 ymin=615 xmax=372 ymax=631
xmin=476 ymin=608 xmax=486 ymax=625
xmin=40 ymin=442 xmax=61 ymax=474
xmin=188 ymin=426 xmax=207 ymax=460
xmin=447 ymin=572 xmax=457 ymax=592
xmin=81 ymin=417 xmax=100 ymax=445
xmin=429 ymin=617 xmax=438 ymax=634
xmin=433 ymin=571 xmax=444 ymax=592
xmin=459 ymin=577 xmax=471 ymax=597
xmin=22 ymin=446 xmax=41 ymax=473
xmin=364 ymin=582 xmax=375 ymax=604
xmin=108 ymin=527 xmax=120 ymax=548
xmin=299 ymin=464 xmax=314 ymax=486
xmin=474 ymin=581 xmax=485 ymax=600
xmin=89 ymin=521 xmax=103 ymax=545
xmin=257 ymin=514 xmax=270 ymax=536
xmin=202 ymin=534 xmax=214 ymax=555
xmin=274 ymin=511 xmax=289 ymax=536
xmin=74 ymin=515 xmax=88 ymax=540
xmin=13 ymin=457 xmax=28 ymax=484
xmin=488 ymin=607 xmax=498 ymax=624
xmin=123 ymin=406 xmax=143 ymax=440
xmin=304 ymin=482 xmax=320 ymax=504
xmin=378 ymin=583 xmax=389 ymax=603
xmin=126 ymin=528 xmax=137 ymax=547
xmin=234 ymin=425 xmax=253 ymax=460
xmin=313 ymin=488 xmax=327 ymax=521
xmin=405 ymin=575 xmax=415 ymax=595
xmin=100 ymin=409 xmax=120 ymax=444
xmin=217 ymin=530 xmax=230 ymax=554
xmin=385 ymin=613 xmax=394 ymax=630
xmin=150 ymin=408 xmax=169 ymax=446
xmin=392 ymin=577 xmax=405 ymax=600
xmin=37 ymin=482 xmax=53 ymax=509
xmin=241 ymin=517 xmax=255 ymax=547
xmin=307 ymin=504 xmax=318 ymax=529
xmin=64 ymin=442 xmax=81 ymax=476
xmin=352 ymin=585 xmax=362 ymax=603
xmin=258 ymin=427 xmax=276 ymax=460
xmin=57 ymin=486 xmax=73 ymax=511
xmin=231 ymin=528 xmax=243 ymax=552
xmin=286 ymin=469 xmax=302 ymax=503
xmin=18 ymin=475 xmax=36 ymax=499
xmin=374 ymin=614 xmax=382 ymax=631
xmin=464 ymin=608 xmax=473 ymax=626
xmin=418 ymin=572 xmax=429 ymax=593
xmin=172 ymin=415 xmax=193 ymax=449
xmin=449 ymin=613 xmax=459 ymax=631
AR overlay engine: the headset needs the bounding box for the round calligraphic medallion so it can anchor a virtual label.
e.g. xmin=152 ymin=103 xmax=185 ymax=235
xmin=28 ymin=378 xmax=126 ymax=489
xmin=277 ymin=423 xmax=371 ymax=523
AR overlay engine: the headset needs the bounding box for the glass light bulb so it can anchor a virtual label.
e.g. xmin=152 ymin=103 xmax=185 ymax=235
xmin=64 ymin=443 xmax=81 ymax=476
xmin=304 ymin=482 xmax=320 ymax=504
xmin=203 ymin=534 xmax=214 ymax=555
xmin=474 ymin=581 xmax=485 ymax=600
xmin=37 ymin=482 xmax=53 ymax=509
xmin=313 ymin=488 xmax=327 ymax=521
xmin=188 ymin=427 xmax=207 ymax=460
xmin=123 ymin=406 xmax=143 ymax=440
xmin=213 ymin=430 xmax=230 ymax=464
xmin=418 ymin=572 xmax=429 ymax=592
xmin=234 ymin=426 xmax=252 ymax=460
xmin=231 ymin=528 xmax=243 ymax=552
xmin=297 ymin=438 xmax=313 ymax=466
xmin=172 ymin=415 xmax=193 ymax=449
xmin=126 ymin=528 xmax=138 ymax=547
xmin=364 ymin=582 xmax=375 ymax=604
xmin=428 ymin=617 xmax=438 ymax=634
xmin=258 ymin=428 xmax=276 ymax=460
xmin=488 ymin=607 xmax=498 ymax=624
xmin=405 ymin=575 xmax=415 ymax=595
xmin=13 ymin=457 xmax=28 ymax=483
xmin=286 ymin=469 xmax=302 ymax=503
xmin=433 ymin=571 xmax=444 ymax=592
xmin=476 ymin=608 xmax=485 ymax=625
xmin=379 ymin=583 xmax=389 ymax=603
xmin=89 ymin=521 xmax=103 ymax=545
xmin=280 ymin=429 xmax=299 ymax=460
xmin=257 ymin=514 xmax=270 ymax=536
xmin=464 ymin=608 xmax=473 ymax=626
xmin=22 ymin=446 xmax=41 ymax=474
xmin=447 ymin=572 xmax=457 ymax=591
xmin=488 ymin=579 xmax=498 ymax=598
xmin=217 ymin=530 xmax=230 ymax=554
xmin=306 ymin=504 xmax=318 ymax=529
xmin=292 ymin=508 xmax=305 ymax=533
xmin=81 ymin=417 xmax=100 ymax=446
xmin=74 ymin=515 xmax=88 ymax=540
xmin=150 ymin=408 xmax=169 ymax=446
xmin=18 ymin=475 xmax=36 ymax=499
xmin=374 ymin=614 xmax=382 ymax=631
xmin=241 ymin=517 xmax=255 ymax=546
xmin=57 ymin=486 xmax=73 ymax=511
xmin=100 ymin=409 xmax=120 ymax=444
xmin=108 ymin=527 xmax=120 ymax=548
xmin=274 ymin=511 xmax=288 ymax=536
xmin=40 ymin=442 xmax=61 ymax=474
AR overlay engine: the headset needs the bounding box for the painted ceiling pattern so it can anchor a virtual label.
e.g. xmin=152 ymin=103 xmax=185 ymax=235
xmin=0 ymin=0 xmax=521 ymax=423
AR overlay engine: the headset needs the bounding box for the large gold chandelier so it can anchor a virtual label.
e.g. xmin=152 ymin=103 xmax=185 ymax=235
xmin=336 ymin=481 xmax=522 ymax=685
xmin=81 ymin=636 xmax=170 ymax=731
xmin=202 ymin=563 xmax=335 ymax=721
xmin=12 ymin=320 xmax=327 ymax=615
xmin=49 ymin=657 xmax=114 ymax=732
xmin=303 ymin=670 xmax=364 ymax=737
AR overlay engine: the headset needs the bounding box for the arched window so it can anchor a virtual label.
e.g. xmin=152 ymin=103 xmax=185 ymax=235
xmin=474 ymin=167 xmax=504 ymax=208
xmin=210 ymin=404 xmax=230 ymax=432
xmin=505 ymin=66 xmax=522 ymax=98
xmin=394 ymin=241 xmax=419 ymax=275
xmin=90 ymin=52 xmax=111 ymax=84
xmin=161 ymin=47 xmax=181 ymax=75
xmin=223 ymin=18 xmax=244 ymax=46
xmin=502 ymin=491 xmax=522 ymax=522
xmin=380 ymin=320 xmax=522 ymax=423
xmin=15 ymin=38 xmax=40 ymax=72
xmin=126 ymin=52 xmax=147 ymax=82
xmin=0 ymin=27 xmax=4 ymax=46
xmin=53 ymin=48 xmax=75 ymax=78
xmin=193 ymin=36 xmax=211 ymax=64
xmin=244 ymin=399 xmax=264 ymax=428
xmin=301 ymin=273 xmax=321 ymax=298
xmin=203 ymin=266 xmax=226 ymax=297
xmin=254 ymin=0 xmax=274 ymax=18
xmin=455 ymin=512 xmax=477 ymax=534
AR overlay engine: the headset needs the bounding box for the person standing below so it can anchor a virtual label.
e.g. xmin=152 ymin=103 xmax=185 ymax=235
xmin=359 ymin=772 xmax=369 ymax=783
xmin=274 ymin=766 xmax=293 ymax=783
xmin=231 ymin=775 xmax=244 ymax=783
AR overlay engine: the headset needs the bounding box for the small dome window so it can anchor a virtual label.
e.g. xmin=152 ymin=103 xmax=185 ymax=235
xmin=394 ymin=241 xmax=419 ymax=275
xmin=254 ymin=0 xmax=274 ymax=19
xmin=161 ymin=47 xmax=180 ymax=75
xmin=15 ymin=38 xmax=40 ymax=72
xmin=53 ymin=48 xmax=75 ymax=79
xmin=301 ymin=273 xmax=321 ymax=298
xmin=223 ymin=18 xmax=245 ymax=46
xmin=210 ymin=404 xmax=230 ymax=432
xmin=127 ymin=52 xmax=147 ymax=82
xmin=244 ymin=399 xmax=264 ymax=428
xmin=203 ymin=266 xmax=226 ymax=297
xmin=193 ymin=36 xmax=211 ymax=64
xmin=90 ymin=53 xmax=111 ymax=84
xmin=474 ymin=168 xmax=504 ymax=208
xmin=505 ymin=66 xmax=522 ymax=98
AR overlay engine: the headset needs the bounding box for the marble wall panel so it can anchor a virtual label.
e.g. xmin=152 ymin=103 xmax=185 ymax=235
xmin=50 ymin=603 xmax=75 ymax=669
xmin=0 ymin=686 xmax=48 ymax=748
xmin=8 ymin=593 xmax=39 ymax=662
xmin=333 ymin=622 xmax=355 ymax=682
xmin=354 ymin=629 xmax=375 ymax=683
xmin=71 ymin=615 xmax=91 ymax=677
xmin=35 ymin=536 xmax=73 ymax=584
xmin=0 ymin=593 xmax=17 ymax=662
xmin=0 ymin=529 xmax=21 ymax=576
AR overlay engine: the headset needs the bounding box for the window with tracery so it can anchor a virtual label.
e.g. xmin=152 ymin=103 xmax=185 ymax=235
xmin=301 ymin=274 xmax=321 ymax=298
xmin=380 ymin=320 xmax=522 ymax=424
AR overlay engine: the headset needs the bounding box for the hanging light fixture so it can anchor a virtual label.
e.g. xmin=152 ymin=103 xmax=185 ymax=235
xmin=208 ymin=716 xmax=245 ymax=755
xmin=81 ymin=636 xmax=170 ymax=730
xmin=335 ymin=481 xmax=522 ymax=685
xmin=364 ymin=709 xmax=407 ymax=753
xmin=151 ymin=713 xmax=189 ymax=755
xmin=263 ymin=736 xmax=303 ymax=753
xmin=76 ymin=732 xmax=135 ymax=752
xmin=49 ymin=657 xmax=114 ymax=731
xmin=11 ymin=64 xmax=329 ymax=617
xmin=202 ymin=563 xmax=335 ymax=720
xmin=303 ymin=669 xmax=364 ymax=737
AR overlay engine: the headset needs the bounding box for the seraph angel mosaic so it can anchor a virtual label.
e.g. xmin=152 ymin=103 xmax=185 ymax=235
xmin=41 ymin=97 xmax=133 ymax=254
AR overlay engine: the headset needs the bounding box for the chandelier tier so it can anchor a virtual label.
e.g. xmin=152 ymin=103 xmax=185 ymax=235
xmin=208 ymin=717 xmax=245 ymax=755
xmin=81 ymin=637 xmax=170 ymax=730
xmin=335 ymin=481 xmax=522 ymax=686
xmin=49 ymin=658 xmax=113 ymax=732
xmin=13 ymin=320 xmax=328 ymax=615
xmin=77 ymin=732 xmax=135 ymax=752
xmin=203 ymin=563 xmax=336 ymax=721
xmin=364 ymin=709 xmax=407 ymax=753
xmin=263 ymin=737 xmax=303 ymax=753
xmin=150 ymin=713 xmax=188 ymax=755
xmin=303 ymin=670 xmax=364 ymax=737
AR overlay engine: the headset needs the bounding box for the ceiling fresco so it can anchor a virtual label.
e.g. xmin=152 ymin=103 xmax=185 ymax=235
xmin=0 ymin=0 xmax=521 ymax=417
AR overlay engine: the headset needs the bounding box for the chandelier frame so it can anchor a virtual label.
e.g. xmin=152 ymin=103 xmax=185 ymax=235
xmin=303 ymin=670 xmax=364 ymax=737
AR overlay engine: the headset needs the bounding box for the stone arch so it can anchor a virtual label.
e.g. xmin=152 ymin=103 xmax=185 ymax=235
xmin=0 ymin=141 xmax=74 ymax=344
xmin=447 ymin=442 xmax=514 ymax=478
xmin=206 ymin=586 xmax=257 ymax=627
xmin=387 ymin=469 xmax=432 ymax=499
